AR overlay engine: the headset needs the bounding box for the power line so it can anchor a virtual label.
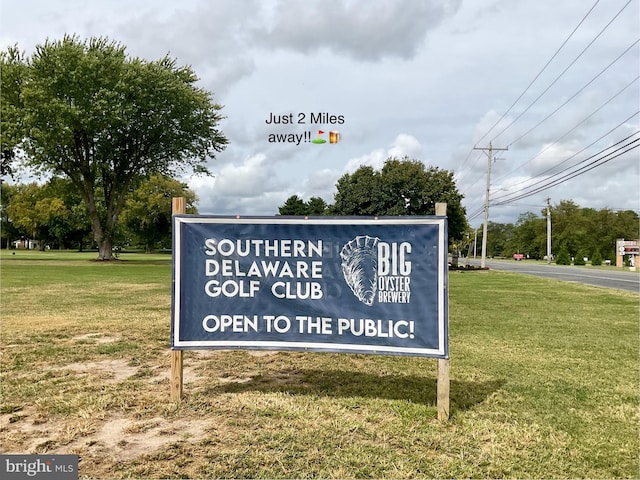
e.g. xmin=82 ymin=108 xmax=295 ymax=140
xmin=492 ymin=111 xmax=640 ymax=194
xmin=455 ymin=150 xmax=483 ymax=184
xmin=506 ymin=43 xmax=639 ymax=148
xmin=493 ymin=133 xmax=639 ymax=202
xmin=492 ymin=75 xmax=640 ymax=185
xmin=492 ymin=143 xmax=638 ymax=206
xmin=490 ymin=0 xmax=634 ymax=144
xmin=467 ymin=206 xmax=485 ymax=222
xmin=467 ymin=121 xmax=639 ymax=219
xmin=473 ymin=0 xmax=602 ymax=147
xmin=454 ymin=149 xmax=482 ymax=186
xmin=492 ymin=138 xmax=639 ymax=206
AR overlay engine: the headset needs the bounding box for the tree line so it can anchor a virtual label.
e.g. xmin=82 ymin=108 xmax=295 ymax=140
xmin=278 ymin=157 xmax=468 ymax=243
xmin=478 ymin=200 xmax=639 ymax=262
xmin=1 ymin=174 xmax=197 ymax=252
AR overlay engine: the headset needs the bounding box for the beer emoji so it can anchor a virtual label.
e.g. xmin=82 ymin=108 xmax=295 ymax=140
xmin=329 ymin=130 xmax=341 ymax=144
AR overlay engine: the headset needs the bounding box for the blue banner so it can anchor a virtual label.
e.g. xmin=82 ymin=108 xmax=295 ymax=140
xmin=172 ymin=217 xmax=448 ymax=358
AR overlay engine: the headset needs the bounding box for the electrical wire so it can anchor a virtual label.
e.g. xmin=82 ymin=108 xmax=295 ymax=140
xmin=467 ymin=206 xmax=485 ymax=222
xmin=492 ymin=143 xmax=638 ymax=205
xmin=492 ymin=111 xmax=639 ymax=193
xmin=506 ymin=44 xmax=639 ymax=148
xmin=455 ymin=151 xmax=483 ymax=186
xmin=492 ymin=137 xmax=639 ymax=206
xmin=472 ymin=0 xmax=602 ymax=148
xmin=490 ymin=0 xmax=634 ymax=144
xmin=492 ymin=76 xmax=640 ymax=185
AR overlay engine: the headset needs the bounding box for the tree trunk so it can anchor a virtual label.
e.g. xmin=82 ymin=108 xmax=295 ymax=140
xmin=97 ymin=237 xmax=114 ymax=260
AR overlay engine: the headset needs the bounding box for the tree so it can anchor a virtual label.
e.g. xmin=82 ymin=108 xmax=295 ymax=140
xmin=279 ymin=195 xmax=309 ymax=215
xmin=1 ymin=35 xmax=227 ymax=260
xmin=306 ymin=197 xmax=329 ymax=216
xmin=574 ymin=249 xmax=587 ymax=266
xmin=0 ymin=46 xmax=27 ymax=179
xmin=556 ymin=246 xmax=571 ymax=265
xmin=330 ymin=157 xmax=467 ymax=241
xmin=6 ymin=178 xmax=91 ymax=249
xmin=278 ymin=195 xmax=329 ymax=216
xmin=481 ymin=221 xmax=515 ymax=257
xmin=0 ymin=182 xmax=21 ymax=248
xmin=120 ymin=174 xmax=197 ymax=251
xmin=505 ymin=212 xmax=545 ymax=259
xmin=7 ymin=183 xmax=59 ymax=249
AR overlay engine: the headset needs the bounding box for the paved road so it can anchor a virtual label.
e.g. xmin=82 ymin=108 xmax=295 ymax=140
xmin=464 ymin=259 xmax=640 ymax=293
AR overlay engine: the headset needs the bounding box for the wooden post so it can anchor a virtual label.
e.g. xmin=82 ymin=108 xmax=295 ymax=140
xmin=435 ymin=202 xmax=450 ymax=422
xmin=171 ymin=197 xmax=185 ymax=401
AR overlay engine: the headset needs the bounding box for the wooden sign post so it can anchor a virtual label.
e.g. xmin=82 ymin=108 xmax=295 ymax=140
xmin=171 ymin=197 xmax=185 ymax=401
xmin=435 ymin=202 xmax=450 ymax=422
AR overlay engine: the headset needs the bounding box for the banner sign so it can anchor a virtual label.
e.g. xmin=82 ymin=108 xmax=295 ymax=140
xmin=172 ymin=216 xmax=448 ymax=358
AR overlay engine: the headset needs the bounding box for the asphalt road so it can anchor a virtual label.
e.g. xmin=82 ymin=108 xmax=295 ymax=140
xmin=464 ymin=259 xmax=640 ymax=293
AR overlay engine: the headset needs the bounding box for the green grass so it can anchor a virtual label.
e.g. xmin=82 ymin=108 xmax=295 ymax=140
xmin=0 ymin=251 xmax=638 ymax=479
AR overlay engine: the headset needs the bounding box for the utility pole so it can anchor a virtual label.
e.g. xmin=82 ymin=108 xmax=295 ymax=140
xmin=473 ymin=228 xmax=478 ymax=259
xmin=474 ymin=142 xmax=508 ymax=268
xmin=546 ymin=197 xmax=552 ymax=264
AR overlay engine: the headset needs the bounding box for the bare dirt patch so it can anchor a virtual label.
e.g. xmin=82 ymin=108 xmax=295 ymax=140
xmin=61 ymin=415 xmax=209 ymax=461
xmin=50 ymin=359 xmax=138 ymax=383
xmin=71 ymin=333 xmax=119 ymax=344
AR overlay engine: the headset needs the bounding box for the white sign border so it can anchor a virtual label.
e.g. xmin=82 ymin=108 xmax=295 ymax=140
xmin=172 ymin=216 xmax=448 ymax=358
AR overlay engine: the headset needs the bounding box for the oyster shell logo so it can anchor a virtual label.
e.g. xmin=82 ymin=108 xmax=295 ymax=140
xmin=340 ymin=236 xmax=413 ymax=306
xmin=340 ymin=235 xmax=380 ymax=306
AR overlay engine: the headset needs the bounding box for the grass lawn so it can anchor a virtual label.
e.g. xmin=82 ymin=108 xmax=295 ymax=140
xmin=1 ymin=251 xmax=638 ymax=478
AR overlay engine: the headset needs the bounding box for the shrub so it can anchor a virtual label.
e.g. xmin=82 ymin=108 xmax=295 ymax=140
xmin=591 ymin=250 xmax=602 ymax=266
xmin=574 ymin=250 xmax=587 ymax=266
xmin=556 ymin=247 xmax=571 ymax=265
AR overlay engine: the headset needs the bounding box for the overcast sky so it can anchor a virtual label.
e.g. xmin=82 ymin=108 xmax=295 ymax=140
xmin=1 ymin=0 xmax=638 ymax=227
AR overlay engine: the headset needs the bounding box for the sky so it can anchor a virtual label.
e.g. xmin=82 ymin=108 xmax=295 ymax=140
xmin=1 ymin=0 xmax=638 ymax=227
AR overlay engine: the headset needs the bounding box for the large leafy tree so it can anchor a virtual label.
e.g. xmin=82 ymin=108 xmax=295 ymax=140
xmin=1 ymin=35 xmax=227 ymax=259
xmin=330 ymin=157 xmax=468 ymax=241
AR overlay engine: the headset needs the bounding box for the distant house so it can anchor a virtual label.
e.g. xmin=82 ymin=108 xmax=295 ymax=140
xmin=12 ymin=239 xmax=40 ymax=250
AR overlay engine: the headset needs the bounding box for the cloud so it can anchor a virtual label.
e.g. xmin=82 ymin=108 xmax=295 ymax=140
xmin=388 ymin=133 xmax=423 ymax=158
xmin=343 ymin=133 xmax=423 ymax=172
xmin=116 ymin=1 xmax=261 ymax=93
xmin=187 ymin=152 xmax=291 ymax=214
xmin=525 ymin=141 xmax=580 ymax=175
xmin=212 ymin=153 xmax=282 ymax=197
xmin=302 ymin=168 xmax=341 ymax=197
xmin=112 ymin=0 xmax=462 ymax=95
xmin=343 ymin=148 xmax=387 ymax=173
xmin=471 ymin=109 xmax=515 ymax=146
xmin=257 ymin=0 xmax=462 ymax=61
